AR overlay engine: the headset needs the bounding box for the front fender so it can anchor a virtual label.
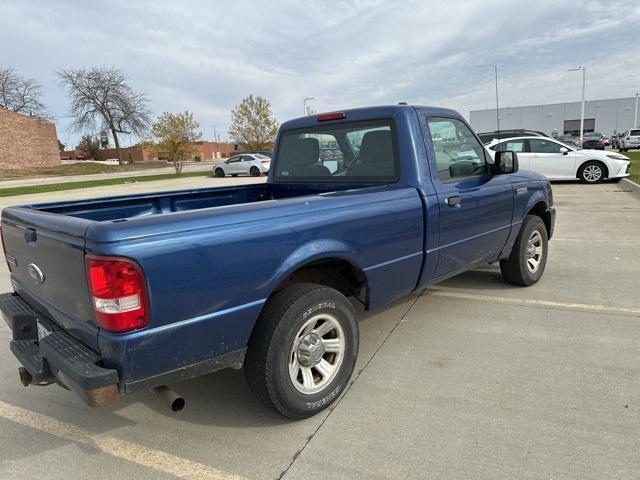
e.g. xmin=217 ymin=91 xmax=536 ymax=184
xmin=499 ymin=186 xmax=549 ymax=260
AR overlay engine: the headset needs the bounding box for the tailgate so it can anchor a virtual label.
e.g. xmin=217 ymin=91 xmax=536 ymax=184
xmin=1 ymin=207 xmax=99 ymax=351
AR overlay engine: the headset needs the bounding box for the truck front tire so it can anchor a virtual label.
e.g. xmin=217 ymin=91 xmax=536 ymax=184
xmin=245 ymin=283 xmax=359 ymax=418
xmin=500 ymin=215 xmax=548 ymax=286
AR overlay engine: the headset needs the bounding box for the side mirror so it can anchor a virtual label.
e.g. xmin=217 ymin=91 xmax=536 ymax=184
xmin=494 ymin=151 xmax=519 ymax=174
xmin=559 ymin=147 xmax=568 ymax=155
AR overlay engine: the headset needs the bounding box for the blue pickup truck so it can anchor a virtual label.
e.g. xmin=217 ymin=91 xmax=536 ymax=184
xmin=0 ymin=105 xmax=555 ymax=418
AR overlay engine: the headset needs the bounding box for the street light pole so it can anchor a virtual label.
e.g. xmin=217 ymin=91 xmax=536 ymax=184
xmin=569 ymin=66 xmax=586 ymax=145
xmin=494 ymin=65 xmax=500 ymax=134
xmin=303 ymin=97 xmax=314 ymax=116
xmin=635 ymin=93 xmax=639 ymax=128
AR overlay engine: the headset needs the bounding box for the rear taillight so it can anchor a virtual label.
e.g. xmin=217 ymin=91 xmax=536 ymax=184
xmin=85 ymin=255 xmax=149 ymax=333
xmin=0 ymin=227 xmax=11 ymax=272
xmin=261 ymin=160 xmax=270 ymax=164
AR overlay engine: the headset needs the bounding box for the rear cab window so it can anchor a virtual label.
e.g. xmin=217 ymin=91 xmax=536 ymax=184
xmin=273 ymin=120 xmax=399 ymax=182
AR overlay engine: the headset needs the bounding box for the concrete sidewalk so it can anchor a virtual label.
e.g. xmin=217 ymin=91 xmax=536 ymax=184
xmin=0 ymin=161 xmax=218 ymax=188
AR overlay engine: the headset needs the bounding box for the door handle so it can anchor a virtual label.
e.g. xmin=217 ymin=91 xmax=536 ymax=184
xmin=445 ymin=196 xmax=461 ymax=207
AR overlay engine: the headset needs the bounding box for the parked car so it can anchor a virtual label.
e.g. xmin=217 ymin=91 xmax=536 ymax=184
xmin=556 ymin=135 xmax=580 ymax=147
xmin=478 ymin=129 xmax=549 ymax=144
xmin=1 ymin=105 xmax=556 ymax=418
xmin=582 ymin=136 xmax=605 ymax=150
xmin=213 ymin=153 xmax=270 ymax=177
xmin=611 ymin=133 xmax=621 ymax=149
xmin=619 ymin=129 xmax=640 ymax=151
xmin=240 ymin=150 xmax=273 ymax=158
xmin=487 ymin=136 xmax=630 ymax=183
xmin=602 ymin=136 xmax=610 ymax=146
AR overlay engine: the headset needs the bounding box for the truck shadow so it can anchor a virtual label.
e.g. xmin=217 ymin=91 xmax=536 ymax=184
xmin=435 ymin=265 xmax=523 ymax=292
xmin=116 ymin=265 xmax=513 ymax=426
xmin=118 ymin=295 xmax=416 ymax=427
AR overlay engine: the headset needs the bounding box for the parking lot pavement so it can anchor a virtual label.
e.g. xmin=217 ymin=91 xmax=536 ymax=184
xmin=0 ymin=181 xmax=638 ymax=479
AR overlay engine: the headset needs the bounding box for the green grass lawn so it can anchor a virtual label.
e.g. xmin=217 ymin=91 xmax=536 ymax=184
xmin=0 ymin=171 xmax=210 ymax=197
xmin=623 ymin=151 xmax=640 ymax=184
xmin=1 ymin=161 xmax=172 ymax=180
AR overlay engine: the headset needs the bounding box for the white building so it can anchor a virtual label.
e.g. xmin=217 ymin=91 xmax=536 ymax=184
xmin=470 ymin=96 xmax=638 ymax=137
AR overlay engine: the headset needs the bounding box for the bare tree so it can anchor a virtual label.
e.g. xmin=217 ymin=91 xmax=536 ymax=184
xmin=57 ymin=66 xmax=151 ymax=164
xmin=0 ymin=67 xmax=47 ymax=117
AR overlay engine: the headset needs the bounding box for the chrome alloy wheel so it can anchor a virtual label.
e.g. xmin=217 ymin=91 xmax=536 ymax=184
xmin=583 ymin=164 xmax=602 ymax=182
xmin=526 ymin=230 xmax=544 ymax=273
xmin=289 ymin=313 xmax=345 ymax=395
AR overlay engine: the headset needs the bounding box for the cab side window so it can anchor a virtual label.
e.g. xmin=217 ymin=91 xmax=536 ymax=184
xmin=529 ymin=139 xmax=563 ymax=153
xmin=427 ymin=117 xmax=488 ymax=181
xmin=494 ymin=140 xmax=525 ymax=152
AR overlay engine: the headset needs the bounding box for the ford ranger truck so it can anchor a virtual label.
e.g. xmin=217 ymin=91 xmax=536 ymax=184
xmin=0 ymin=105 xmax=555 ymax=418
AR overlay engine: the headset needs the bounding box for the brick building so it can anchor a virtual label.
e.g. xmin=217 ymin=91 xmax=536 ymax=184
xmin=0 ymin=108 xmax=60 ymax=170
xmin=192 ymin=141 xmax=236 ymax=160
xmin=60 ymin=140 xmax=236 ymax=163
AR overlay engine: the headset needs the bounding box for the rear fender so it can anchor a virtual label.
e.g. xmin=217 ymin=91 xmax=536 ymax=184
xmin=265 ymin=238 xmax=367 ymax=296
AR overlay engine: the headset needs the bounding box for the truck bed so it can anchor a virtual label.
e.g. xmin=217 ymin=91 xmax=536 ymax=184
xmin=20 ymin=183 xmax=370 ymax=222
xmin=2 ymin=181 xmax=425 ymax=376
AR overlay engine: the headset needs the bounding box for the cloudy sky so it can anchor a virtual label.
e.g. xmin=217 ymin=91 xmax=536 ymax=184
xmin=2 ymin=0 xmax=639 ymax=147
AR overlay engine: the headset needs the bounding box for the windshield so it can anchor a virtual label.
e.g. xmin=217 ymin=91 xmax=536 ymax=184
xmin=273 ymin=120 xmax=398 ymax=182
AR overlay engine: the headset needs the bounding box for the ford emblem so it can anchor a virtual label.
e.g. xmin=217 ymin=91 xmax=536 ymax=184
xmin=27 ymin=263 xmax=45 ymax=284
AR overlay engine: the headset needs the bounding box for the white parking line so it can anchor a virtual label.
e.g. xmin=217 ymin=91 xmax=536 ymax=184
xmin=428 ymin=289 xmax=640 ymax=316
xmin=0 ymin=400 xmax=246 ymax=480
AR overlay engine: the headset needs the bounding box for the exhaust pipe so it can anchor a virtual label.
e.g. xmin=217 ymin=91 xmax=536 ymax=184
xmin=152 ymin=385 xmax=185 ymax=412
xmin=18 ymin=367 xmax=32 ymax=387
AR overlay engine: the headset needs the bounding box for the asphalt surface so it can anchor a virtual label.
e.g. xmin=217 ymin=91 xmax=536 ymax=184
xmin=0 ymin=178 xmax=638 ymax=480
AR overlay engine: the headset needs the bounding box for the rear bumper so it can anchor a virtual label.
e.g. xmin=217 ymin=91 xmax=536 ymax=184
xmin=0 ymin=292 xmax=119 ymax=407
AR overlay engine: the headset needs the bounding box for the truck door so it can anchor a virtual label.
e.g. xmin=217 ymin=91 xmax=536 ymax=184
xmin=424 ymin=116 xmax=514 ymax=278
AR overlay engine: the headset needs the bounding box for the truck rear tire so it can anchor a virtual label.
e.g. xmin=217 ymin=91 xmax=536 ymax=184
xmin=245 ymin=283 xmax=359 ymax=418
xmin=500 ymin=215 xmax=548 ymax=287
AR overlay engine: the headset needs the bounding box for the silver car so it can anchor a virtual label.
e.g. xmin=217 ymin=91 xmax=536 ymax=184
xmin=213 ymin=153 xmax=271 ymax=177
xmin=619 ymin=129 xmax=640 ymax=152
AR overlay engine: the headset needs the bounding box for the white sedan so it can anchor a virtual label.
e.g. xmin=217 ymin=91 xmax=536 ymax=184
xmin=213 ymin=153 xmax=271 ymax=177
xmin=486 ymin=136 xmax=630 ymax=183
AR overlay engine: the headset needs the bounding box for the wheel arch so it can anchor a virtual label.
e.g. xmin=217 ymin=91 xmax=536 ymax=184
xmin=270 ymin=255 xmax=368 ymax=305
xmin=577 ymin=159 xmax=609 ymax=179
xmin=526 ymin=200 xmax=552 ymax=238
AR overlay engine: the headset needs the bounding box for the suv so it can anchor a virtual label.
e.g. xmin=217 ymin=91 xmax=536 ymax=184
xmin=477 ymin=129 xmax=549 ymax=144
xmin=619 ymin=129 xmax=640 ymax=152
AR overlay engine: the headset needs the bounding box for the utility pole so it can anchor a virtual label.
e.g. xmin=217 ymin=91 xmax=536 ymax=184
xmin=303 ymin=97 xmax=314 ymax=116
xmin=635 ymin=93 xmax=639 ymax=128
xmin=213 ymin=124 xmax=218 ymax=143
xmin=569 ymin=66 xmax=586 ymax=145
xmin=494 ymin=65 xmax=500 ymax=133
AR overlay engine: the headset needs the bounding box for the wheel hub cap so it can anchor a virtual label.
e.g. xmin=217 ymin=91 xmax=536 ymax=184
xmin=297 ymin=333 xmax=326 ymax=366
xmin=289 ymin=314 xmax=346 ymax=395
xmin=526 ymin=230 xmax=543 ymax=273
